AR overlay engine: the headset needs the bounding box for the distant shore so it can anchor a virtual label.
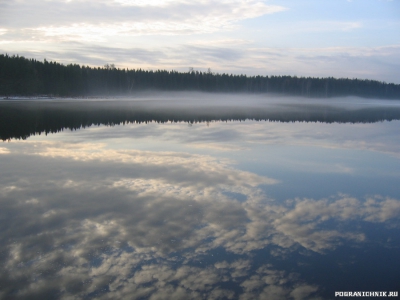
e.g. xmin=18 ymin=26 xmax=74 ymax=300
xmin=2 ymin=54 xmax=400 ymax=100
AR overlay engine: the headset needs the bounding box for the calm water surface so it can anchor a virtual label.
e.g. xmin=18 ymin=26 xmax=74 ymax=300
xmin=0 ymin=94 xmax=399 ymax=299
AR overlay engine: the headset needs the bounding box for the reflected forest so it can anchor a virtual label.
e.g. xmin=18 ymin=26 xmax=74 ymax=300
xmin=2 ymin=99 xmax=400 ymax=141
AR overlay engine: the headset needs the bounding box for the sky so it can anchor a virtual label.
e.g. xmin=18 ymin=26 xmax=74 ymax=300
xmin=0 ymin=0 xmax=399 ymax=83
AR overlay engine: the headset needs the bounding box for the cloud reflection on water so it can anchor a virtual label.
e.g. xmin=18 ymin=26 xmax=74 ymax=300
xmin=1 ymin=126 xmax=400 ymax=299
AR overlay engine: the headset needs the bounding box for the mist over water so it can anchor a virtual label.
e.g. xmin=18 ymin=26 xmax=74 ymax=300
xmin=0 ymin=94 xmax=400 ymax=299
xmin=2 ymin=93 xmax=400 ymax=141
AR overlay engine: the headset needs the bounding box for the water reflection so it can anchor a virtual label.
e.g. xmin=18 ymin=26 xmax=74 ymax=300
xmin=2 ymin=94 xmax=400 ymax=141
xmin=1 ymin=97 xmax=400 ymax=299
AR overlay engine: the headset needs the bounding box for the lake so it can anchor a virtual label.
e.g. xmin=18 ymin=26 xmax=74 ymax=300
xmin=0 ymin=93 xmax=399 ymax=299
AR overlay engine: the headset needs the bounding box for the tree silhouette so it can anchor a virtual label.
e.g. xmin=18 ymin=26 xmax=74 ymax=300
xmin=1 ymin=54 xmax=400 ymax=99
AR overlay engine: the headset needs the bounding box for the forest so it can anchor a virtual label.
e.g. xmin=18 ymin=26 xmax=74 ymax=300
xmin=1 ymin=53 xmax=400 ymax=99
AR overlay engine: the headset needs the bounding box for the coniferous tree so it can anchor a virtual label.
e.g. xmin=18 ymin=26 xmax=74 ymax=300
xmin=1 ymin=54 xmax=400 ymax=99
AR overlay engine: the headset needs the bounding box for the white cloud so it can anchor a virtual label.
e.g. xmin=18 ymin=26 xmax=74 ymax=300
xmin=1 ymin=0 xmax=399 ymax=82
xmin=28 ymin=141 xmax=278 ymax=187
xmin=188 ymin=142 xmax=248 ymax=151
xmin=1 ymin=0 xmax=398 ymax=83
xmin=113 ymin=0 xmax=180 ymax=6
xmin=4 ymin=42 xmax=398 ymax=83
xmin=1 ymin=139 xmax=399 ymax=298
xmin=288 ymin=20 xmax=363 ymax=33
xmin=2 ymin=0 xmax=287 ymax=37
xmin=0 ymin=147 xmax=10 ymax=154
xmin=4 ymin=138 xmax=399 ymax=258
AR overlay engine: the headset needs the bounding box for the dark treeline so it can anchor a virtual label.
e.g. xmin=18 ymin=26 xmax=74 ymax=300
xmin=2 ymin=100 xmax=400 ymax=141
xmin=1 ymin=54 xmax=400 ymax=99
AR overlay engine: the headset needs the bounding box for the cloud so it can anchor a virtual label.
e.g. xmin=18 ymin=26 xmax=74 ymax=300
xmin=0 ymin=147 xmax=10 ymax=154
xmin=4 ymin=42 xmax=400 ymax=83
xmin=113 ymin=0 xmax=185 ymax=7
xmin=3 ymin=139 xmax=398 ymax=256
xmin=1 ymin=0 xmax=286 ymax=36
xmin=188 ymin=142 xmax=248 ymax=151
xmin=174 ymin=119 xmax=400 ymax=161
xmin=239 ymin=265 xmax=319 ymax=300
xmin=1 ymin=0 xmax=399 ymax=83
xmin=285 ymin=20 xmax=363 ymax=33
xmin=24 ymin=142 xmax=277 ymax=189
xmin=1 ymin=127 xmax=400 ymax=298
